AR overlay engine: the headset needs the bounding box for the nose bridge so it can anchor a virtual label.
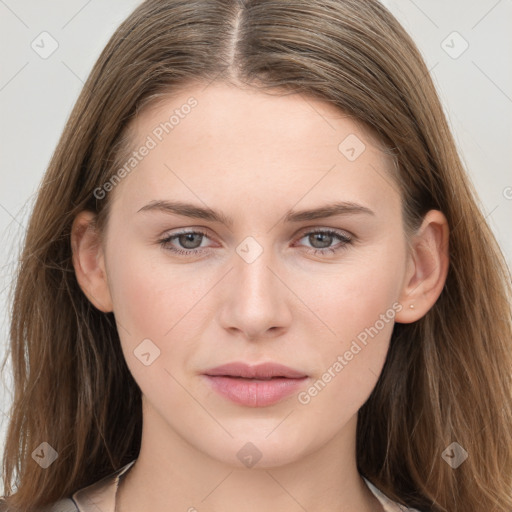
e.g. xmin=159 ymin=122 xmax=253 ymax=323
xmin=234 ymin=234 xmax=280 ymax=302
xmin=220 ymin=234 xmax=291 ymax=338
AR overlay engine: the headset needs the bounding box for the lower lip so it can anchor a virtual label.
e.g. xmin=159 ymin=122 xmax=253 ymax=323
xmin=204 ymin=375 xmax=308 ymax=407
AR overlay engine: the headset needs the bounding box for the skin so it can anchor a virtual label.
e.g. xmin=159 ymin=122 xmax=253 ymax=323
xmin=71 ymin=82 xmax=449 ymax=512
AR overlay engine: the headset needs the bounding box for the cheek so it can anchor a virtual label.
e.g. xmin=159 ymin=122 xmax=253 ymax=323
xmin=105 ymin=238 xmax=227 ymax=368
xmin=106 ymin=241 xmax=206 ymax=339
xmin=295 ymin=245 xmax=404 ymax=407
xmin=295 ymin=305 xmax=396 ymax=444
xmin=105 ymin=245 xmax=206 ymax=399
xmin=300 ymin=242 xmax=405 ymax=344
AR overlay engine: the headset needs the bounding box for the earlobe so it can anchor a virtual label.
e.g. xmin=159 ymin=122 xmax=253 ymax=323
xmin=71 ymin=211 xmax=113 ymax=313
xmin=395 ymin=210 xmax=449 ymax=324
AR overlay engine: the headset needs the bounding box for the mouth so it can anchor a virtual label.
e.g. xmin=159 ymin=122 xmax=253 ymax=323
xmin=204 ymin=361 xmax=308 ymax=379
xmin=203 ymin=362 xmax=309 ymax=407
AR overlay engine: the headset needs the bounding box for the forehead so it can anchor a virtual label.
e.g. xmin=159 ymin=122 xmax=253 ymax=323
xmin=112 ymin=82 xmax=400 ymax=220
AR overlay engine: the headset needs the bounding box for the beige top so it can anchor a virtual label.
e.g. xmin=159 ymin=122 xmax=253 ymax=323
xmin=65 ymin=460 xmax=422 ymax=512
xmin=0 ymin=460 xmax=421 ymax=511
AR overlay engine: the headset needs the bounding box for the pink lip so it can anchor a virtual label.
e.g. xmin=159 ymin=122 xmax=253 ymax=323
xmin=203 ymin=362 xmax=308 ymax=407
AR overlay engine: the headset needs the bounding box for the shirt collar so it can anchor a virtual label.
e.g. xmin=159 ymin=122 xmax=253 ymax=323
xmin=71 ymin=459 xmax=135 ymax=511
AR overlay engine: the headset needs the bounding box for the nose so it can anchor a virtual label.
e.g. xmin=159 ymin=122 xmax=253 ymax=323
xmin=217 ymin=241 xmax=293 ymax=341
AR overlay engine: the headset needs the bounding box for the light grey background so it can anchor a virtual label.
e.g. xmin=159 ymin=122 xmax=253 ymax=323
xmin=0 ymin=0 xmax=511 ymax=491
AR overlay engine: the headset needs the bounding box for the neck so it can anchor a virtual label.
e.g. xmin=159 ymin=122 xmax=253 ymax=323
xmin=116 ymin=399 xmax=384 ymax=512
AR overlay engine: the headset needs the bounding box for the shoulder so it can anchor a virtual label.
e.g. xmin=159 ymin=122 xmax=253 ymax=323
xmin=39 ymin=498 xmax=79 ymax=512
xmin=0 ymin=460 xmax=135 ymax=512
xmin=0 ymin=497 xmax=78 ymax=512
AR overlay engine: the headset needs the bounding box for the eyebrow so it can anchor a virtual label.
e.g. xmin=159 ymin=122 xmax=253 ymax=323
xmin=137 ymin=199 xmax=375 ymax=227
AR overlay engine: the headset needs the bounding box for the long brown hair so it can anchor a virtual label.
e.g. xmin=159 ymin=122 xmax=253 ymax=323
xmin=1 ymin=1 xmax=511 ymax=510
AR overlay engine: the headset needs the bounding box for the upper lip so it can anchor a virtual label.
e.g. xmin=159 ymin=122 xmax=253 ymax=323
xmin=204 ymin=362 xmax=307 ymax=379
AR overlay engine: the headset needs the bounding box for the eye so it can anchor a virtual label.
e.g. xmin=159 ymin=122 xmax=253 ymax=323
xmin=158 ymin=229 xmax=212 ymax=256
xmin=158 ymin=228 xmax=354 ymax=258
xmin=295 ymin=229 xmax=353 ymax=256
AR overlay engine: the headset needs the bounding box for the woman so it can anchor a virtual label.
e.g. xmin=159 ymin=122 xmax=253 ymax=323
xmin=1 ymin=0 xmax=511 ymax=511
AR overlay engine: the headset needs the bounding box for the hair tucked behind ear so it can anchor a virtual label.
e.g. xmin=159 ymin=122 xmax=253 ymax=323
xmin=2 ymin=1 xmax=511 ymax=510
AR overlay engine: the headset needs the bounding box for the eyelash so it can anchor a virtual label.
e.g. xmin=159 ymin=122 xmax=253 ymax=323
xmin=158 ymin=228 xmax=354 ymax=258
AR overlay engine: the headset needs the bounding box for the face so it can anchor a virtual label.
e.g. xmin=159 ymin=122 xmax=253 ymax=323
xmin=96 ymin=82 xmax=411 ymax=468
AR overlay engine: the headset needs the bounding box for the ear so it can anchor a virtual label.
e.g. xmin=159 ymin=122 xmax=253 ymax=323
xmin=70 ymin=210 xmax=113 ymax=313
xmin=395 ymin=210 xmax=449 ymax=324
